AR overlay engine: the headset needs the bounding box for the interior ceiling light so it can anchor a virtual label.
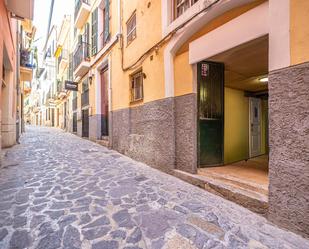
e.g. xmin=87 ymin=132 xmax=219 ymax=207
xmin=259 ymin=77 xmax=268 ymax=83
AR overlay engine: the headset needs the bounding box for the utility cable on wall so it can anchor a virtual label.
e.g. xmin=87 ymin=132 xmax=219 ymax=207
xmin=121 ymin=0 xmax=221 ymax=72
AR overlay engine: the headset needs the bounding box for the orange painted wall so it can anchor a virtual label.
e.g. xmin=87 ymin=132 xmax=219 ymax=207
xmin=290 ymin=0 xmax=309 ymax=65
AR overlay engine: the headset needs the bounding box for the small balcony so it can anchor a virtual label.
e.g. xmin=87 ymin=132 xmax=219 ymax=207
xmin=81 ymin=90 xmax=89 ymax=107
xmin=56 ymin=80 xmax=66 ymax=99
xmin=73 ymin=97 xmax=78 ymax=111
xmin=58 ymin=49 xmax=69 ymax=74
xmin=20 ymin=49 xmax=35 ymax=82
xmin=6 ymin=0 xmax=35 ymax=20
xmin=73 ymin=42 xmax=90 ymax=78
xmin=74 ymin=0 xmax=91 ymax=29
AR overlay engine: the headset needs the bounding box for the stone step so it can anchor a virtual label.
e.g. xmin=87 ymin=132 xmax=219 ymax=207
xmin=173 ymin=169 xmax=268 ymax=215
xmin=198 ymin=170 xmax=268 ymax=195
xmin=96 ymin=139 xmax=110 ymax=148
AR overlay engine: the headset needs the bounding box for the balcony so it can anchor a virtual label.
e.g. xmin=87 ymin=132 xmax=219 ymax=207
xmin=74 ymin=0 xmax=91 ymax=29
xmin=57 ymin=80 xmax=66 ymax=99
xmin=73 ymin=97 xmax=78 ymax=111
xmin=81 ymin=90 xmax=89 ymax=107
xmin=58 ymin=49 xmax=69 ymax=74
xmin=6 ymin=0 xmax=34 ymax=20
xmin=73 ymin=42 xmax=90 ymax=78
xmin=20 ymin=49 xmax=35 ymax=82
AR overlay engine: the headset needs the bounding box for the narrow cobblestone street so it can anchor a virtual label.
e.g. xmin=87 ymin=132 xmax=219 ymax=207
xmin=0 ymin=127 xmax=308 ymax=249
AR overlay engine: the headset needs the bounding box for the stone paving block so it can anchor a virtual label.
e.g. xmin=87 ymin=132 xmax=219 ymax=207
xmin=0 ymin=127 xmax=308 ymax=249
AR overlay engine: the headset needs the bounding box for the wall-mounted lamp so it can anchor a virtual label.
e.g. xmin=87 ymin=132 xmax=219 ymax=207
xmin=259 ymin=77 xmax=268 ymax=83
xmin=88 ymin=70 xmax=95 ymax=85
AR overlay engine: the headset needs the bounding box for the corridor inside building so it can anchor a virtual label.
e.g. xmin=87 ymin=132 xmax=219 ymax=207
xmin=197 ymin=36 xmax=269 ymax=212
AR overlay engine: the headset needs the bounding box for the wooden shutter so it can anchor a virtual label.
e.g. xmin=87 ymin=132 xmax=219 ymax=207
xmin=104 ymin=0 xmax=110 ymax=43
xmin=84 ymin=23 xmax=90 ymax=58
xmin=91 ymin=8 xmax=98 ymax=56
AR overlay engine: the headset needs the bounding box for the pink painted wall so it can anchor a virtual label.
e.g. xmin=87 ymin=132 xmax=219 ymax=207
xmin=0 ymin=0 xmax=17 ymax=149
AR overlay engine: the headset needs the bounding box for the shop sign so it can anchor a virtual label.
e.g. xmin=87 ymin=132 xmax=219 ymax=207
xmin=65 ymin=81 xmax=78 ymax=91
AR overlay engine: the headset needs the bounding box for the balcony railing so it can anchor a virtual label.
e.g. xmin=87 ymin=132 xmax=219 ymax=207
xmin=73 ymin=42 xmax=90 ymax=71
xmin=20 ymin=49 xmax=35 ymax=68
xmin=81 ymin=90 xmax=89 ymax=107
xmin=73 ymin=97 xmax=78 ymax=110
xmin=74 ymin=0 xmax=89 ymax=20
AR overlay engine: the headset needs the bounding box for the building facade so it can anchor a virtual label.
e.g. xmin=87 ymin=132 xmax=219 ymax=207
xmin=36 ymin=0 xmax=308 ymax=238
xmin=38 ymin=26 xmax=58 ymax=127
xmin=0 ymin=0 xmax=35 ymax=152
xmin=54 ymin=15 xmax=74 ymax=131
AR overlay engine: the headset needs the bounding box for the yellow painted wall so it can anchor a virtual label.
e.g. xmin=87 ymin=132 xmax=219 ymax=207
xmin=89 ymin=76 xmax=96 ymax=114
xmin=174 ymin=51 xmax=193 ymax=96
xmin=176 ymin=0 xmax=265 ymax=55
xmin=290 ymin=0 xmax=309 ymax=65
xmin=224 ymin=87 xmax=249 ymax=164
xmin=111 ymin=0 xmax=165 ymax=111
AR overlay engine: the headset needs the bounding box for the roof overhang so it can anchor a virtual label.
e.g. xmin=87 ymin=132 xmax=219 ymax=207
xmin=6 ymin=0 xmax=34 ymax=20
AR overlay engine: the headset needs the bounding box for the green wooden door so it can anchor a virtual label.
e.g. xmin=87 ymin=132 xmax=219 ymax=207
xmin=198 ymin=61 xmax=224 ymax=166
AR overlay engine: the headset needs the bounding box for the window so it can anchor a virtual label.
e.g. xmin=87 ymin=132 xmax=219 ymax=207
xmin=130 ymin=71 xmax=143 ymax=102
xmin=82 ymin=78 xmax=89 ymax=92
xmin=126 ymin=12 xmax=136 ymax=45
xmin=91 ymin=8 xmax=98 ymax=55
xmin=103 ymin=0 xmax=110 ymax=45
xmin=174 ymin=0 xmax=199 ymax=19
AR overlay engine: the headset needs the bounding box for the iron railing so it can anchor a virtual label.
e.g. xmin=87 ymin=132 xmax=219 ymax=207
xmin=74 ymin=0 xmax=89 ymax=20
xmin=73 ymin=42 xmax=90 ymax=71
xmin=81 ymin=90 xmax=89 ymax=107
xmin=20 ymin=49 xmax=35 ymax=68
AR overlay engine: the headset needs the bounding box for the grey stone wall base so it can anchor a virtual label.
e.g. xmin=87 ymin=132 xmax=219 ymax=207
xmin=77 ymin=121 xmax=82 ymax=137
xmin=112 ymin=98 xmax=176 ymax=173
xmin=111 ymin=94 xmax=198 ymax=174
xmin=268 ymin=62 xmax=309 ymax=238
xmin=175 ymin=94 xmax=198 ymax=174
xmin=89 ymin=114 xmax=102 ymax=141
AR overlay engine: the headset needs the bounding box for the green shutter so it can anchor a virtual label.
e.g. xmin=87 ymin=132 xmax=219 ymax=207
xmin=91 ymin=8 xmax=98 ymax=56
xmin=104 ymin=0 xmax=110 ymax=43
xmin=84 ymin=23 xmax=90 ymax=57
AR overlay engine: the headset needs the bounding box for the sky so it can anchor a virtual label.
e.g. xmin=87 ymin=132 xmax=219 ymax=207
xmin=33 ymin=0 xmax=74 ymax=60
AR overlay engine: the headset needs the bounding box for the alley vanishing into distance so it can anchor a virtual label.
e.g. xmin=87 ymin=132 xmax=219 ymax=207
xmin=0 ymin=127 xmax=308 ymax=249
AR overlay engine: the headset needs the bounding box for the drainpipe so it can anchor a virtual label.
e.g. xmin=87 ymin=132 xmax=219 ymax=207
xmin=16 ymin=21 xmax=20 ymax=141
xmin=117 ymin=0 xmax=122 ymax=36
xmin=109 ymin=0 xmax=122 ymax=146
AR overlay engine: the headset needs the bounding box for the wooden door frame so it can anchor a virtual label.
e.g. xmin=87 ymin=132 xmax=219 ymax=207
xmin=100 ymin=66 xmax=109 ymax=136
xmin=82 ymin=109 xmax=89 ymax=137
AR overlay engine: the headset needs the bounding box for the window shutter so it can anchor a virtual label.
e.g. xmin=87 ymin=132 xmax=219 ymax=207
xmin=84 ymin=23 xmax=90 ymax=57
xmin=78 ymin=35 xmax=82 ymax=45
xmin=91 ymin=8 xmax=98 ymax=56
xmin=84 ymin=23 xmax=90 ymax=44
xmin=104 ymin=0 xmax=110 ymax=43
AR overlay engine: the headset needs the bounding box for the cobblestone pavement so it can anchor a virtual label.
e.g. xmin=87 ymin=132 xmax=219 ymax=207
xmin=0 ymin=127 xmax=308 ymax=249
